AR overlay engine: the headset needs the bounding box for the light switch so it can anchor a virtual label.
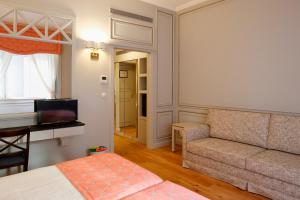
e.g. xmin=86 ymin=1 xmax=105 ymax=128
xmin=100 ymin=75 xmax=108 ymax=84
xmin=101 ymin=92 xmax=107 ymax=98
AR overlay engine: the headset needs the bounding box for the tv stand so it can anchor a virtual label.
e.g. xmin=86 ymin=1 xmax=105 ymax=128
xmin=0 ymin=121 xmax=85 ymax=143
xmin=30 ymin=121 xmax=84 ymax=132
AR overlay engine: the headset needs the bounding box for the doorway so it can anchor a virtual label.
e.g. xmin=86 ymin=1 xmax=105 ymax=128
xmin=115 ymin=59 xmax=137 ymax=139
xmin=114 ymin=49 xmax=149 ymax=145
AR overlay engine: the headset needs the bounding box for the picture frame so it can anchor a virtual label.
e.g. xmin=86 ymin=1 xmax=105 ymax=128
xmin=119 ymin=70 xmax=128 ymax=78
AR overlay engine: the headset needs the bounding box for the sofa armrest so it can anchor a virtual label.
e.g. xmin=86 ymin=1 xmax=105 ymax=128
xmin=182 ymin=124 xmax=210 ymax=161
xmin=181 ymin=124 xmax=210 ymax=142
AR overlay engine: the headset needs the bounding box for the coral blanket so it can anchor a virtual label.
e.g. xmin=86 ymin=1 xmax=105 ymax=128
xmin=122 ymin=181 xmax=209 ymax=200
xmin=56 ymin=153 xmax=163 ymax=200
xmin=0 ymin=153 xmax=209 ymax=200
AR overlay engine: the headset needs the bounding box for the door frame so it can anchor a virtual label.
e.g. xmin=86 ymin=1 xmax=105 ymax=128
xmin=108 ymin=45 xmax=155 ymax=151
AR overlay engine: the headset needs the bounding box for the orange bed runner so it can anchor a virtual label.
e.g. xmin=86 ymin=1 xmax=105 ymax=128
xmin=56 ymin=153 xmax=162 ymax=200
xmin=122 ymin=181 xmax=209 ymax=200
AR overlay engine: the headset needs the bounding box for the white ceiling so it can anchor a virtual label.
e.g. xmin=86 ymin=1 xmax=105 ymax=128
xmin=140 ymin=0 xmax=208 ymax=11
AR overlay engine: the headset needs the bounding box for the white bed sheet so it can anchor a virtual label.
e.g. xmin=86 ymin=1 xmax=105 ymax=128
xmin=0 ymin=166 xmax=84 ymax=200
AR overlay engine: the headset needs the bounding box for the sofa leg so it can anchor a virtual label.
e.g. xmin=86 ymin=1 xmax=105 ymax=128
xmin=182 ymin=161 xmax=190 ymax=168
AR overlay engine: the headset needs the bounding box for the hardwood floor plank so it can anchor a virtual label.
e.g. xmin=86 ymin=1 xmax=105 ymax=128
xmin=114 ymin=135 xmax=269 ymax=200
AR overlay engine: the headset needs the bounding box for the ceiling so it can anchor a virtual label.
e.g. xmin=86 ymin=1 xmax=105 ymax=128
xmin=140 ymin=0 xmax=208 ymax=11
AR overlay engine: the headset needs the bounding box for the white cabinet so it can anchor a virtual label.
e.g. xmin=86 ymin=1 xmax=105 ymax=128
xmin=53 ymin=126 xmax=84 ymax=138
xmin=28 ymin=130 xmax=53 ymax=142
xmin=137 ymin=57 xmax=148 ymax=144
xmin=1 ymin=125 xmax=85 ymax=145
xmin=26 ymin=125 xmax=84 ymax=143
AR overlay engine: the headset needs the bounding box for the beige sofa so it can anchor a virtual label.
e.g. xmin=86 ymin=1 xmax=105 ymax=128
xmin=182 ymin=109 xmax=300 ymax=200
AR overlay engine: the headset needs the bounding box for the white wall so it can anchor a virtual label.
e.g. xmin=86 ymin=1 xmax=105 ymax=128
xmin=0 ymin=0 xmax=158 ymax=169
xmin=178 ymin=0 xmax=300 ymax=114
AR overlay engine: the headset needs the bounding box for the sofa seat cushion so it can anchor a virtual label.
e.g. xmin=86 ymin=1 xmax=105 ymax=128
xmin=187 ymin=138 xmax=265 ymax=169
xmin=246 ymin=150 xmax=300 ymax=186
xmin=207 ymin=109 xmax=270 ymax=148
xmin=268 ymin=114 xmax=300 ymax=155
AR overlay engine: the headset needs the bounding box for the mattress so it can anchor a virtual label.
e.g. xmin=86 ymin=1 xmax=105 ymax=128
xmin=0 ymin=153 xmax=208 ymax=200
xmin=0 ymin=166 xmax=83 ymax=200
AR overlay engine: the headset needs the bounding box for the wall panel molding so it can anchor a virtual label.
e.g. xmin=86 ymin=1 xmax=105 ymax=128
xmin=178 ymin=105 xmax=300 ymax=117
xmin=177 ymin=0 xmax=224 ymax=109
xmin=177 ymin=0 xmax=300 ymax=113
xmin=178 ymin=110 xmax=207 ymax=123
xmin=156 ymin=111 xmax=173 ymax=141
xmin=157 ymin=11 xmax=174 ymax=107
xmin=111 ymin=18 xmax=153 ymax=46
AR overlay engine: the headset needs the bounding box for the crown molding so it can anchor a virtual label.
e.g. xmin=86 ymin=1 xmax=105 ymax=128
xmin=175 ymin=0 xmax=209 ymax=11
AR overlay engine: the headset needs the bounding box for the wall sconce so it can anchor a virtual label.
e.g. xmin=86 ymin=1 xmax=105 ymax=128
xmin=85 ymin=41 xmax=105 ymax=60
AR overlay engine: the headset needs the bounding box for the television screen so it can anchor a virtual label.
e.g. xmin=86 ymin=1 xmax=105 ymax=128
xmin=34 ymin=99 xmax=78 ymax=125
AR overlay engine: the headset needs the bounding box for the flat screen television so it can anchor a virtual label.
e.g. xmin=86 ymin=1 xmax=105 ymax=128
xmin=34 ymin=99 xmax=78 ymax=125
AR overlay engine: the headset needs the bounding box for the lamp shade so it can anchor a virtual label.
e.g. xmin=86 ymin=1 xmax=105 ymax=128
xmin=85 ymin=41 xmax=95 ymax=49
xmin=85 ymin=41 xmax=105 ymax=50
xmin=94 ymin=42 xmax=105 ymax=49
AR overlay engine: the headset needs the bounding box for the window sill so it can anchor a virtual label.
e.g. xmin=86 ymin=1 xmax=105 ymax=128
xmin=0 ymin=99 xmax=34 ymax=103
xmin=0 ymin=99 xmax=34 ymax=115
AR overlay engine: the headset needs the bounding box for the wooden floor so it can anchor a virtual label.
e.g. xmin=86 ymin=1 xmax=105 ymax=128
xmin=114 ymin=135 xmax=268 ymax=200
xmin=116 ymin=126 xmax=137 ymax=139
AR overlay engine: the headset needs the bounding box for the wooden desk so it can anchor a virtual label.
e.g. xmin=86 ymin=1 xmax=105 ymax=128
xmin=0 ymin=121 xmax=85 ymax=144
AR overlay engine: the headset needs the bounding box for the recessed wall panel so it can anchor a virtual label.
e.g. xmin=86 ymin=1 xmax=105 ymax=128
xmin=179 ymin=0 xmax=300 ymax=113
xmin=111 ymin=19 xmax=153 ymax=45
xmin=156 ymin=111 xmax=173 ymax=140
xmin=157 ymin=11 xmax=173 ymax=107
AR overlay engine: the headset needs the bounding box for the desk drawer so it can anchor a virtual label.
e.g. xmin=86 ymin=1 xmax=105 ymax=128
xmin=53 ymin=126 xmax=84 ymax=138
xmin=19 ymin=130 xmax=54 ymax=143
xmin=30 ymin=130 xmax=53 ymax=142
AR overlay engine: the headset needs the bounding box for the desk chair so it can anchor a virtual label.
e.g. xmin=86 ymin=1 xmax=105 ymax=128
xmin=0 ymin=127 xmax=30 ymax=172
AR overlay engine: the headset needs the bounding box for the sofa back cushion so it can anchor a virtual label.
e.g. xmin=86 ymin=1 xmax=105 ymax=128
xmin=207 ymin=109 xmax=270 ymax=148
xmin=268 ymin=114 xmax=300 ymax=155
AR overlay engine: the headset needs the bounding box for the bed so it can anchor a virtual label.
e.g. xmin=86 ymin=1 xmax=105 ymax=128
xmin=0 ymin=153 xmax=208 ymax=200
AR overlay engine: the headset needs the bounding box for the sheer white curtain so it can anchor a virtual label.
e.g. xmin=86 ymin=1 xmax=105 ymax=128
xmin=31 ymin=54 xmax=58 ymax=98
xmin=0 ymin=51 xmax=12 ymax=99
xmin=0 ymin=50 xmax=59 ymax=99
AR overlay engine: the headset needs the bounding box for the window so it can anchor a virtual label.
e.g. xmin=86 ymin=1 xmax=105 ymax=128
xmin=0 ymin=50 xmax=59 ymax=100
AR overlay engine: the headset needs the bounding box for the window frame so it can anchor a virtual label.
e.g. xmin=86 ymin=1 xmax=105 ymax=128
xmin=0 ymin=52 xmax=63 ymax=101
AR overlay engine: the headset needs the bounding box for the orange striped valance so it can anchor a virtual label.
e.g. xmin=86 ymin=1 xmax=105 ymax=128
xmin=0 ymin=24 xmax=62 ymax=55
